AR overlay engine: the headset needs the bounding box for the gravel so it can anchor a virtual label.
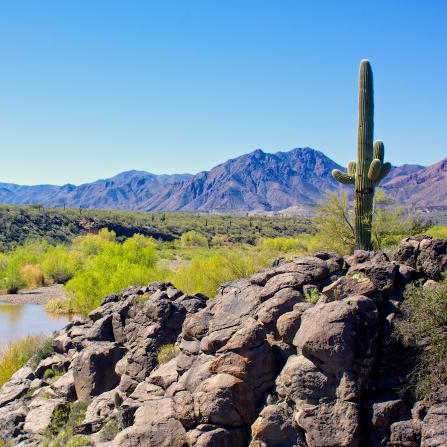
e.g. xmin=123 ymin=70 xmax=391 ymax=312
xmin=0 ymin=285 xmax=67 ymax=305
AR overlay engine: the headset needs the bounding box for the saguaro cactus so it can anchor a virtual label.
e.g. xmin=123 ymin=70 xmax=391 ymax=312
xmin=332 ymin=60 xmax=391 ymax=250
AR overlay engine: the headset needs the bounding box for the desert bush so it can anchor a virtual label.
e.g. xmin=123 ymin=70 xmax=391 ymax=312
xmin=31 ymin=336 xmax=54 ymax=368
xmin=41 ymin=245 xmax=83 ymax=284
xmin=21 ymin=264 xmax=46 ymax=287
xmin=0 ymin=240 xmax=50 ymax=292
xmin=72 ymin=228 xmax=116 ymax=256
xmin=396 ymin=278 xmax=447 ymax=400
xmin=0 ymin=335 xmax=47 ymax=386
xmin=424 ymin=225 xmax=447 ymax=240
xmin=157 ymin=344 xmax=179 ymax=364
xmin=65 ymin=234 xmax=160 ymax=315
xmin=45 ymin=298 xmax=72 ymax=315
xmin=312 ymin=192 xmax=426 ymax=255
xmin=168 ymin=249 xmax=271 ymax=297
xmin=1 ymin=261 xmax=27 ymax=293
xmin=258 ymin=235 xmax=312 ymax=253
xmin=179 ymin=231 xmax=208 ymax=248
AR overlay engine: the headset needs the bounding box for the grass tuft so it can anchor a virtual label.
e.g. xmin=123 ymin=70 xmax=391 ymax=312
xmin=0 ymin=335 xmax=48 ymax=386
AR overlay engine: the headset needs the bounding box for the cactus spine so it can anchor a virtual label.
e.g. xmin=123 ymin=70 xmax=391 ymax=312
xmin=332 ymin=60 xmax=391 ymax=250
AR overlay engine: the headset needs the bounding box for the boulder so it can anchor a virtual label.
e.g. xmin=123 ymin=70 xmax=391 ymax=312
xmin=276 ymin=303 xmax=313 ymax=345
xmin=51 ymin=369 xmax=76 ymax=400
xmin=0 ymin=401 xmax=26 ymax=440
xmin=293 ymin=296 xmax=378 ymax=374
xmin=296 ymin=400 xmax=362 ymax=447
xmin=249 ymin=402 xmax=306 ymax=447
xmin=23 ymin=397 xmax=68 ymax=435
xmin=390 ymin=420 xmax=422 ymax=447
xmin=73 ymin=342 xmax=125 ymax=402
xmin=0 ymin=380 xmax=30 ymax=408
xmin=421 ymin=403 xmax=447 ymax=447
xmin=111 ymin=398 xmax=188 ymax=447
xmin=35 ymin=353 xmax=70 ymax=378
xmin=187 ymin=424 xmax=248 ymax=447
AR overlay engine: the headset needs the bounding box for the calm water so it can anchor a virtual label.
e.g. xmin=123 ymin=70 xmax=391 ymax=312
xmin=0 ymin=301 xmax=71 ymax=348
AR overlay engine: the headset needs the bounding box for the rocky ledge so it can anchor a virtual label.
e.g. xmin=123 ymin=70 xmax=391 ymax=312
xmin=1 ymin=236 xmax=446 ymax=447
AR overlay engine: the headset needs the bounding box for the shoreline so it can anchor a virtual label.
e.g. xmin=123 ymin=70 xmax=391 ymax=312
xmin=0 ymin=284 xmax=67 ymax=305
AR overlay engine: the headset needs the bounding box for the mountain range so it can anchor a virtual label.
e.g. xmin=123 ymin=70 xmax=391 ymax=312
xmin=1 ymin=147 xmax=445 ymax=212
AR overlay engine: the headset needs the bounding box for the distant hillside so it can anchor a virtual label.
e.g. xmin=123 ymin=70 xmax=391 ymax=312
xmin=0 ymin=148 xmax=445 ymax=211
xmin=0 ymin=171 xmax=192 ymax=210
xmin=383 ymin=157 xmax=447 ymax=207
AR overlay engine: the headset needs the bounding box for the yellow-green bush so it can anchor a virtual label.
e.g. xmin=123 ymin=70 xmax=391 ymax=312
xmin=72 ymin=228 xmax=116 ymax=256
xmin=396 ymin=278 xmax=447 ymax=400
xmin=0 ymin=335 xmax=47 ymax=386
xmin=65 ymin=234 xmax=160 ymax=315
xmin=258 ymin=235 xmax=312 ymax=253
xmin=424 ymin=225 xmax=447 ymax=240
xmin=179 ymin=231 xmax=208 ymax=248
xmin=20 ymin=264 xmax=46 ymax=287
xmin=157 ymin=344 xmax=178 ymax=364
xmin=41 ymin=245 xmax=83 ymax=284
xmin=0 ymin=240 xmax=50 ymax=293
xmin=168 ymin=249 xmax=271 ymax=297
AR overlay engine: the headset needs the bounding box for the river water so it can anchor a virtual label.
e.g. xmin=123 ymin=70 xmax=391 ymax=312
xmin=0 ymin=301 xmax=71 ymax=349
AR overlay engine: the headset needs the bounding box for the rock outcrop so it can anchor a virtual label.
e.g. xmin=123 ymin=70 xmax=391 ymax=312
xmin=0 ymin=236 xmax=446 ymax=446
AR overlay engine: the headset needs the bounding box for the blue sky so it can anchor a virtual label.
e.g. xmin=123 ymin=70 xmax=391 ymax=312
xmin=0 ymin=0 xmax=446 ymax=185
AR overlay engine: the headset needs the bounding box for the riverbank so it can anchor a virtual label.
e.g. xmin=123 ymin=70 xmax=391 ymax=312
xmin=0 ymin=284 xmax=67 ymax=305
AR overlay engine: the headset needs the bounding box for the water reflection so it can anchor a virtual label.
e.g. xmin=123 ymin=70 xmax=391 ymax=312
xmin=0 ymin=303 xmax=23 ymax=324
xmin=0 ymin=301 xmax=71 ymax=348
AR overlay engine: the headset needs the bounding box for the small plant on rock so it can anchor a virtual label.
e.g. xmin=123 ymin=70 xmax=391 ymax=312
xmin=31 ymin=337 xmax=54 ymax=368
xmin=157 ymin=344 xmax=178 ymax=364
xmin=305 ymin=287 xmax=321 ymax=304
xmin=396 ymin=277 xmax=447 ymax=401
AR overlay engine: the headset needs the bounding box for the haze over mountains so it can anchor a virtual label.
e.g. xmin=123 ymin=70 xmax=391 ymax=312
xmin=1 ymin=148 xmax=445 ymax=212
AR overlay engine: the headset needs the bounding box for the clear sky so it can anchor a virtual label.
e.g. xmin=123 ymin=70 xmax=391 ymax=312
xmin=0 ymin=0 xmax=446 ymax=185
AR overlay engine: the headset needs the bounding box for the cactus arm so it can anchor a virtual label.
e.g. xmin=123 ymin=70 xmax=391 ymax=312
xmin=347 ymin=161 xmax=357 ymax=175
xmin=332 ymin=169 xmax=355 ymax=184
xmin=368 ymin=159 xmax=382 ymax=182
xmin=377 ymin=161 xmax=392 ymax=181
xmin=373 ymin=140 xmax=384 ymax=163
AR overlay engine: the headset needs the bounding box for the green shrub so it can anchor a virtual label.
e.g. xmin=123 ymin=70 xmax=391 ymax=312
xmin=41 ymin=245 xmax=83 ymax=284
xmin=44 ymin=403 xmax=70 ymax=437
xmin=258 ymin=235 xmax=312 ymax=253
xmin=0 ymin=335 xmax=47 ymax=386
xmin=396 ymin=278 xmax=447 ymax=400
xmin=0 ymin=240 xmax=50 ymax=293
xmin=43 ymin=368 xmax=54 ymax=379
xmin=45 ymin=298 xmax=72 ymax=315
xmin=424 ymin=225 xmax=447 ymax=240
xmin=304 ymin=287 xmax=321 ymax=304
xmin=1 ymin=261 xmax=27 ymax=293
xmin=100 ymin=418 xmax=121 ymax=441
xmin=31 ymin=337 xmax=54 ymax=368
xmin=157 ymin=344 xmax=178 ymax=364
xmin=179 ymin=231 xmax=208 ymax=248
xmin=65 ymin=234 xmax=160 ymax=315
xmin=66 ymin=435 xmax=91 ymax=447
xmin=168 ymin=249 xmax=270 ymax=297
xmin=72 ymin=228 xmax=116 ymax=256
xmin=311 ymin=191 xmax=426 ymax=255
